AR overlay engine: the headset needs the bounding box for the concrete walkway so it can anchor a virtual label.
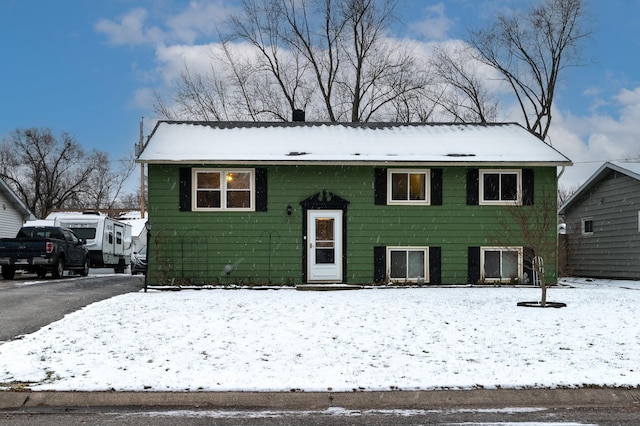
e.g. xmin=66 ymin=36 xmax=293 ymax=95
xmin=2 ymin=388 xmax=640 ymax=410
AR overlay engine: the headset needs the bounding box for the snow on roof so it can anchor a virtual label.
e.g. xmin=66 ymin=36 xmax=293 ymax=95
xmin=137 ymin=121 xmax=572 ymax=166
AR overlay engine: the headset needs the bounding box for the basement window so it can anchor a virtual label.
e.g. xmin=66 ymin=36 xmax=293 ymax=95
xmin=387 ymin=246 xmax=429 ymax=282
xmin=481 ymin=246 xmax=523 ymax=283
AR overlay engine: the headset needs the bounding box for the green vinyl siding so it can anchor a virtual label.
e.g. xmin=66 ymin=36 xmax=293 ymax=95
xmin=146 ymin=164 xmax=558 ymax=285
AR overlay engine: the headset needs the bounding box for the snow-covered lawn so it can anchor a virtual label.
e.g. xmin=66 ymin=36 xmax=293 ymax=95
xmin=0 ymin=277 xmax=639 ymax=392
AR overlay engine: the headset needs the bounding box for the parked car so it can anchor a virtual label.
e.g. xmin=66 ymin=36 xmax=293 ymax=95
xmin=131 ymin=246 xmax=147 ymax=275
xmin=0 ymin=226 xmax=89 ymax=280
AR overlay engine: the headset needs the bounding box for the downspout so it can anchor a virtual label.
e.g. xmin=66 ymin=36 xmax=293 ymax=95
xmin=557 ymin=166 xmax=566 ymax=180
xmin=555 ymin=165 xmax=566 ymax=283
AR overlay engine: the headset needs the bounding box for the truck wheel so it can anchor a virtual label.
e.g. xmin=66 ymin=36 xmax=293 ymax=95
xmin=80 ymin=258 xmax=89 ymax=277
xmin=115 ymin=259 xmax=126 ymax=274
xmin=52 ymin=257 xmax=65 ymax=279
xmin=1 ymin=266 xmax=16 ymax=280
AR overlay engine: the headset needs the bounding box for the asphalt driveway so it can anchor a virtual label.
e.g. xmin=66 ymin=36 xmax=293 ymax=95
xmin=0 ymin=273 xmax=143 ymax=342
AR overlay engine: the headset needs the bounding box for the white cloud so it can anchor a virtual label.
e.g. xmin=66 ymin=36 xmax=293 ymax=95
xmin=166 ymin=1 xmax=233 ymax=44
xmin=95 ymin=8 xmax=165 ymax=46
xmin=552 ymin=86 xmax=640 ymax=189
xmin=410 ymin=3 xmax=454 ymax=40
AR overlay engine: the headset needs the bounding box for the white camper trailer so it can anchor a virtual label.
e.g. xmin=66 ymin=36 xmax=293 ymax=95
xmin=46 ymin=212 xmax=132 ymax=273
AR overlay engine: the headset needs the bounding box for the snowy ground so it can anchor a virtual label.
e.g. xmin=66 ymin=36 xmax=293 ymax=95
xmin=0 ymin=277 xmax=639 ymax=392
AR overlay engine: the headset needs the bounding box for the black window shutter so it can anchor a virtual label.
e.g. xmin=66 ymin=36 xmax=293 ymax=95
xmin=522 ymin=168 xmax=534 ymax=205
xmin=468 ymin=246 xmax=480 ymax=284
xmin=179 ymin=167 xmax=192 ymax=211
xmin=467 ymin=169 xmax=479 ymax=205
xmin=523 ymin=246 xmax=535 ymax=284
xmin=429 ymin=246 xmax=441 ymax=284
xmin=255 ymin=168 xmax=268 ymax=211
xmin=374 ymin=168 xmax=387 ymax=205
xmin=373 ymin=246 xmax=386 ymax=283
xmin=430 ymin=169 xmax=443 ymax=205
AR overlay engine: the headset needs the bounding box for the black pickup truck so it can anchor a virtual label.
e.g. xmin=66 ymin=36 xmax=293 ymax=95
xmin=0 ymin=226 xmax=90 ymax=280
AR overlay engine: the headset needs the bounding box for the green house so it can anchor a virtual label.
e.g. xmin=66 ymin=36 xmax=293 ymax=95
xmin=137 ymin=121 xmax=571 ymax=286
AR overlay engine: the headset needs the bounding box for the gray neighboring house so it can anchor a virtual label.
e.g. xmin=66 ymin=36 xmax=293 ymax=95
xmin=558 ymin=161 xmax=640 ymax=279
xmin=0 ymin=178 xmax=35 ymax=238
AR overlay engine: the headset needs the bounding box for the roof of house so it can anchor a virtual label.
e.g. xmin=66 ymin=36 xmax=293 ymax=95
xmin=0 ymin=178 xmax=35 ymax=220
xmin=137 ymin=121 xmax=572 ymax=166
xmin=558 ymin=161 xmax=640 ymax=214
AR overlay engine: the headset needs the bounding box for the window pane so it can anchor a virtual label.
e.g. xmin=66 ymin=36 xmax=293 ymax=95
xmin=226 ymin=191 xmax=250 ymax=208
xmin=390 ymin=251 xmax=407 ymax=279
xmin=407 ymin=250 xmax=425 ymax=278
xmin=409 ymin=173 xmax=426 ymax=200
xmin=391 ymin=173 xmax=408 ymax=200
xmin=502 ymin=251 xmax=519 ymax=278
xmin=484 ymin=250 xmax=501 ymax=278
xmin=226 ymin=172 xmax=250 ymax=189
xmin=583 ymin=219 xmax=593 ymax=233
xmin=483 ymin=174 xmax=500 ymax=200
xmin=197 ymin=190 xmax=221 ymax=208
xmin=198 ymin=172 xmax=220 ymax=189
xmin=501 ymin=173 xmax=518 ymax=200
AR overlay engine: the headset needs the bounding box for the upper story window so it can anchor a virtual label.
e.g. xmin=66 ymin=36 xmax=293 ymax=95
xmin=387 ymin=169 xmax=430 ymax=205
xmin=480 ymin=169 xmax=522 ymax=205
xmin=193 ymin=169 xmax=255 ymax=211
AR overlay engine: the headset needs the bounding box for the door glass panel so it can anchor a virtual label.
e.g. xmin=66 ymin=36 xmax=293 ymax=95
xmin=315 ymin=218 xmax=335 ymax=264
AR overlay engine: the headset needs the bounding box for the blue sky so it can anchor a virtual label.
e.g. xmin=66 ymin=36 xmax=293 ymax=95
xmin=1 ymin=0 xmax=639 ymax=194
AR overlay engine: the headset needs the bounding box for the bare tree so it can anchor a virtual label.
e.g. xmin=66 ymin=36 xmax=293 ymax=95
xmin=155 ymin=0 xmax=430 ymax=123
xmin=494 ymin=191 xmax=561 ymax=307
xmin=0 ymin=128 xmax=135 ymax=218
xmin=429 ymin=43 xmax=499 ymax=123
xmin=82 ymin=151 xmax=137 ymax=210
xmin=558 ymin=183 xmax=579 ymax=205
xmin=468 ymin=0 xmax=591 ymax=141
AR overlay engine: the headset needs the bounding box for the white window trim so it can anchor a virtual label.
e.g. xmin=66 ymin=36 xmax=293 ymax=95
xmin=192 ymin=168 xmax=255 ymax=211
xmin=581 ymin=217 xmax=594 ymax=236
xmin=480 ymin=246 xmax=523 ymax=283
xmin=479 ymin=169 xmax=522 ymax=206
xmin=387 ymin=169 xmax=431 ymax=206
xmin=386 ymin=246 xmax=429 ymax=283
xmin=387 ymin=169 xmax=431 ymax=205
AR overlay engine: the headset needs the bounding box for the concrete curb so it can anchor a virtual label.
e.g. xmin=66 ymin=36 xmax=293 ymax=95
xmin=2 ymin=388 xmax=640 ymax=411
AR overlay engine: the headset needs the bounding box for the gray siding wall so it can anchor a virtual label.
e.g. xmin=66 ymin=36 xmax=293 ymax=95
xmin=564 ymin=170 xmax=640 ymax=279
xmin=0 ymin=191 xmax=26 ymax=238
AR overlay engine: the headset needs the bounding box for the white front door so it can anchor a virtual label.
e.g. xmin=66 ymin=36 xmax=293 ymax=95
xmin=307 ymin=210 xmax=342 ymax=282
